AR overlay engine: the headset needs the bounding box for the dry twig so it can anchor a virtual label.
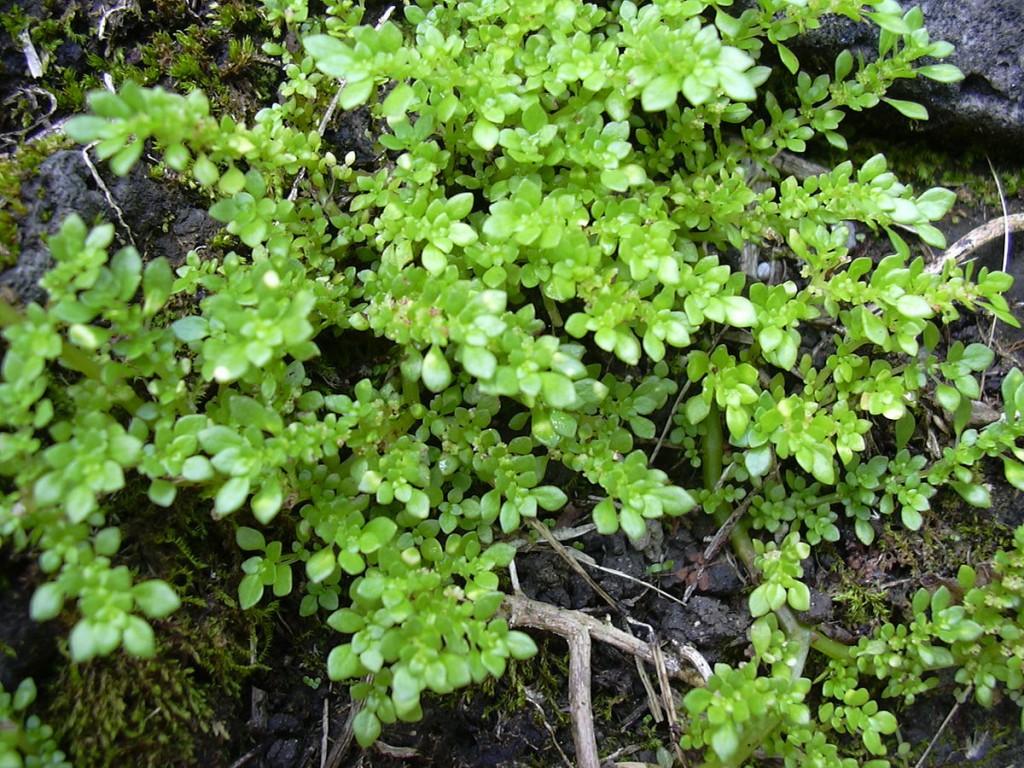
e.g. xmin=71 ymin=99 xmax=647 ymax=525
xmin=924 ymin=213 xmax=1024 ymax=276
xmin=287 ymin=6 xmax=396 ymax=203
xmin=504 ymin=593 xmax=712 ymax=768
xmin=912 ymin=684 xmax=972 ymax=768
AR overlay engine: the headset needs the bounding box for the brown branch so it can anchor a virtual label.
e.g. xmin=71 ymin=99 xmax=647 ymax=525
xmin=504 ymin=593 xmax=711 ymax=768
xmin=503 ymin=594 xmax=711 ymax=688
xmin=926 ymin=213 xmax=1024 ymax=275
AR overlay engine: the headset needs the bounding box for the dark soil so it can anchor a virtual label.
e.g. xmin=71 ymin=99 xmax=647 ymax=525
xmin=3 ymin=3 xmax=1024 ymax=768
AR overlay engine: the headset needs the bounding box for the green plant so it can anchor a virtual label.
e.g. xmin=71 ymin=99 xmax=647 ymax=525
xmin=3 ymin=0 xmax=1024 ymax=763
xmin=0 ymin=678 xmax=68 ymax=768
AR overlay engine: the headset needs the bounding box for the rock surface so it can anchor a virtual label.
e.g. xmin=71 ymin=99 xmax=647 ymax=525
xmin=0 ymin=150 xmax=218 ymax=304
xmin=783 ymin=0 xmax=1024 ymax=150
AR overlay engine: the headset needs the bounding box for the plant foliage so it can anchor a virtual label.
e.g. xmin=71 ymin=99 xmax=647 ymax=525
xmin=3 ymin=0 xmax=1024 ymax=762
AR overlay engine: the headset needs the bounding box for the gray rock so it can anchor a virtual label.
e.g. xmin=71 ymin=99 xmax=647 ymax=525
xmin=0 ymin=149 xmax=219 ymax=306
xmin=1 ymin=151 xmax=108 ymax=304
xmin=778 ymin=0 xmax=1024 ymax=148
xmin=265 ymin=738 xmax=299 ymax=768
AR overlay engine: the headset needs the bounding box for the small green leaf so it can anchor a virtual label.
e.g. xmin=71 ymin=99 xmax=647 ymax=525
xmin=744 ymin=445 xmax=773 ymax=478
xmin=422 ymin=345 xmax=452 ymax=392
xmin=327 ymin=643 xmax=363 ymax=680
xmin=684 ymin=395 xmax=711 ymax=425
xmin=339 ymin=79 xmax=374 ymax=110
xmin=250 ymin=477 xmax=282 ymax=524
xmin=12 ymin=678 xmax=37 ymax=711
xmin=540 ymin=373 xmax=576 ymax=409
xmin=777 ymin=43 xmax=799 ymax=74
xmin=641 ymin=75 xmax=678 ymax=112
xmin=532 ymin=485 xmax=568 ymax=511
xmin=192 ymin=155 xmax=219 ymax=186
xmin=236 ymin=526 xmax=265 ymax=551
xmin=961 ymin=343 xmax=995 ymax=371
xmin=381 ymin=82 xmax=416 ymax=117
xmin=63 ymin=115 xmax=111 ymax=143
xmin=935 ymin=383 xmax=961 ymax=412
xmin=788 ymin=582 xmax=811 ymax=612
xmin=748 ymin=585 xmax=772 ymax=618
xmin=592 ymin=498 xmax=618 ymax=534
xmin=338 ymin=550 xmax=365 ymax=575
xmin=895 ymin=294 xmax=933 ymax=319
xmin=218 ymin=166 xmax=246 ymax=196
xmin=306 ymin=548 xmax=337 ymax=584
xmin=171 ymin=316 xmax=209 ymax=342
xmin=951 ymin=481 xmax=991 ymax=508
xmin=711 ymin=724 xmax=739 ymax=761
xmin=132 ymin=580 xmax=181 ymax=618
xmin=353 ymin=709 xmax=382 ymax=748
xmin=272 ymin=563 xmax=293 ymax=597
xmin=148 ymin=479 xmax=177 ymax=507
xmin=620 ymin=507 xmax=646 ymax=541
xmin=505 ymin=630 xmax=538 ymax=660
xmin=500 ymin=500 xmax=520 ymax=533
xmin=30 ymin=583 xmax=65 ymax=621
xmin=473 ymin=120 xmax=500 ymax=151
xmin=718 ymin=296 xmax=757 ymax=327
xmin=94 ymin=527 xmax=122 ymax=557
xmin=895 ymin=412 xmax=916 ymax=450
xmin=215 ymin=476 xmax=250 ymax=517
xmin=916 ymin=64 xmax=964 ymax=83
xmin=110 ymin=140 xmax=144 ymax=176
xmin=1004 ymin=458 xmax=1024 ymax=491
xmin=238 ymin=573 xmax=264 ymax=610
xmin=142 ymin=258 xmax=173 ymax=316
xmin=882 ymin=97 xmax=929 ymax=121
xmin=122 ymin=616 xmax=156 ymax=658
xmin=359 ymin=517 xmax=398 ymax=553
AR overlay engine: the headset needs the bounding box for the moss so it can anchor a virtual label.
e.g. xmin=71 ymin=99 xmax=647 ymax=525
xmin=842 ymin=139 xmax=1024 ymax=211
xmin=44 ymin=586 xmax=276 ymax=766
xmin=50 ymin=652 xmax=217 ymax=768
xmin=25 ymin=478 xmax=281 ymax=767
xmin=1 ymin=0 xmax=280 ymax=135
xmin=0 ymin=134 xmax=68 ymax=270
xmin=878 ymin=489 xmax=1012 ymax=583
xmin=829 ymin=561 xmax=897 ymax=629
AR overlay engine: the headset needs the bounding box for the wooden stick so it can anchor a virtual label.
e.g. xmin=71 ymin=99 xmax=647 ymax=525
xmin=503 ymin=594 xmax=711 ymax=688
xmin=567 ymin=625 xmax=599 ymax=768
xmin=505 ymin=593 xmax=711 ymax=768
xmin=925 ymin=213 xmax=1024 ymax=275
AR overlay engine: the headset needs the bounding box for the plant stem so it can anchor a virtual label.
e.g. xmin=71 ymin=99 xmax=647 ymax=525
xmin=701 ymin=402 xmax=851 ymax=663
xmin=0 ymin=297 xmax=144 ymax=413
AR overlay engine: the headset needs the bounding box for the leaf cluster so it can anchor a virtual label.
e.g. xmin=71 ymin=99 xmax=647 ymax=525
xmin=3 ymin=0 xmax=1024 ymax=763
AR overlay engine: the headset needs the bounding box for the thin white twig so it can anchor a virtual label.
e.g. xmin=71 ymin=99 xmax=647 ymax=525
xmin=505 ymin=593 xmax=711 ymax=687
xmin=287 ymin=5 xmax=396 ymax=203
xmin=924 ymin=213 xmax=1024 ymax=275
xmin=80 ymin=142 xmax=137 ymax=248
xmin=320 ymin=698 xmax=328 ymax=768
xmin=19 ymin=30 xmax=44 ymax=78
xmin=524 ymin=690 xmax=574 ymax=768
xmin=912 ymin=684 xmax=971 ymax=768
xmin=981 ymin=157 xmax=1010 ymax=393
xmin=97 ymin=0 xmax=134 ymax=41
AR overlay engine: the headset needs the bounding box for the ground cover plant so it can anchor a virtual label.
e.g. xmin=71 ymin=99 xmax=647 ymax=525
xmin=3 ymin=0 xmax=1024 ymax=765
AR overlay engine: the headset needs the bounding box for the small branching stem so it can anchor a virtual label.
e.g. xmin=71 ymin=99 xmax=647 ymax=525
xmin=0 ymin=296 xmax=144 ymax=412
xmin=702 ymin=403 xmax=850 ymax=665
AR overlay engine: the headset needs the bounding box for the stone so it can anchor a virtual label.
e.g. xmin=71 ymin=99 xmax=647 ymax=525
xmin=778 ymin=0 xmax=1024 ymax=150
